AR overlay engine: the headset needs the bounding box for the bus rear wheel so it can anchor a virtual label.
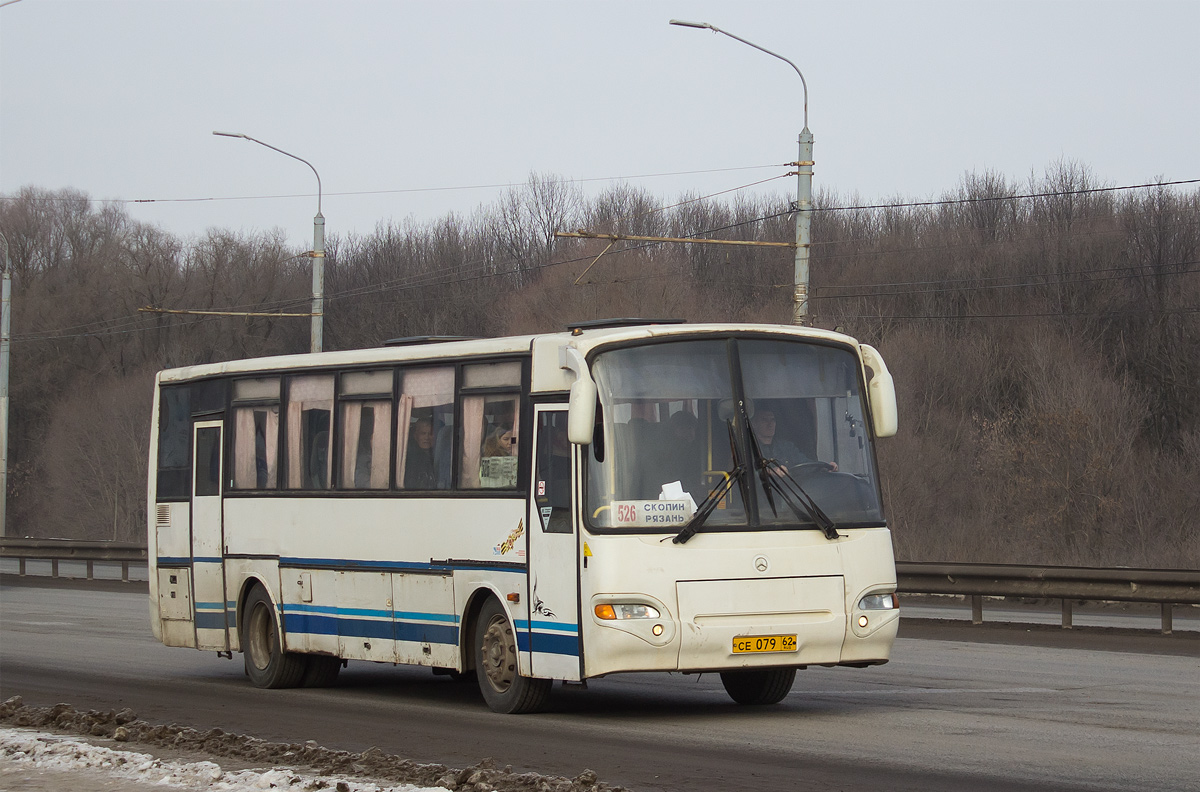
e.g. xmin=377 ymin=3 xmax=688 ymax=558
xmin=474 ymin=598 xmax=551 ymax=714
xmin=242 ymin=585 xmax=307 ymax=689
xmin=301 ymin=655 xmax=342 ymax=688
xmin=720 ymin=667 xmax=796 ymax=705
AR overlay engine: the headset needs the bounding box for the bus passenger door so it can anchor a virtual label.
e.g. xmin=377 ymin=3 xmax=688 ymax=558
xmin=526 ymin=406 xmax=582 ymax=680
xmin=191 ymin=421 xmax=229 ymax=651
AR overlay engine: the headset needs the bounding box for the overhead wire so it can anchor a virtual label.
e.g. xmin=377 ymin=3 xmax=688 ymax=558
xmin=9 ymin=175 xmax=1199 ymax=342
xmin=0 ymin=165 xmax=788 ymax=206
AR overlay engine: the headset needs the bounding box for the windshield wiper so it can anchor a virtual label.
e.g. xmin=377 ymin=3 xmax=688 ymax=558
xmin=670 ymin=464 xmax=744 ymax=545
xmin=760 ymin=458 xmax=840 ymax=540
xmin=743 ymin=411 xmax=839 ymax=540
xmin=672 ymin=421 xmax=750 ymax=545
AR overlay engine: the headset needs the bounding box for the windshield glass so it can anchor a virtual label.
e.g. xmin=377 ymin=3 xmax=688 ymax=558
xmin=586 ymin=337 xmax=884 ymax=533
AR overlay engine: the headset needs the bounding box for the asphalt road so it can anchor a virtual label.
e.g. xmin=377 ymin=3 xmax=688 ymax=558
xmin=1 ymin=578 xmax=1197 ymax=792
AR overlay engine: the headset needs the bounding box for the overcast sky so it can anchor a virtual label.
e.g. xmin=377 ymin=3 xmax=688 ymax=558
xmin=2 ymin=0 xmax=1197 ymax=248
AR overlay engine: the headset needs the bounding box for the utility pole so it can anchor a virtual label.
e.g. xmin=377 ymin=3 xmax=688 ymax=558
xmin=0 ymin=231 xmax=11 ymax=538
xmin=670 ymin=19 xmax=814 ymax=324
xmin=213 ymin=132 xmax=325 ymax=352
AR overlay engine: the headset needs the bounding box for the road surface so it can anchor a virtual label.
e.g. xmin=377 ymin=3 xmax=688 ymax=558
xmin=2 ymin=578 xmax=1197 ymax=791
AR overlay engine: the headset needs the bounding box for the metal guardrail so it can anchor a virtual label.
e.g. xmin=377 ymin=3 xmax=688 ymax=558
xmin=896 ymin=562 xmax=1200 ymax=634
xmin=0 ymin=538 xmax=147 ymax=582
xmin=2 ymin=540 xmax=1196 ymax=634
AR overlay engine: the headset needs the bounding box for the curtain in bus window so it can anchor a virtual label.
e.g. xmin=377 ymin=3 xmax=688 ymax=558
xmin=233 ymin=406 xmax=279 ymax=489
xmin=340 ymin=400 xmax=391 ymax=489
xmin=287 ymin=375 xmax=334 ymax=490
xmin=397 ymin=367 xmax=454 ymax=490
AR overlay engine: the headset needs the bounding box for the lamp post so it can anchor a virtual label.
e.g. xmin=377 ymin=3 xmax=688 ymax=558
xmin=0 ymin=232 xmax=9 ymax=537
xmin=212 ymin=132 xmax=325 ymax=353
xmin=669 ymin=19 xmax=813 ymax=325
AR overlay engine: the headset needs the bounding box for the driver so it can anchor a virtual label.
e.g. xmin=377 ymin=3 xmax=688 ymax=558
xmin=750 ymin=408 xmax=837 ymax=473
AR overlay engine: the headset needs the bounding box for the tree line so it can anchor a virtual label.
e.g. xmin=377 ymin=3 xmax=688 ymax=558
xmin=1 ymin=160 xmax=1196 ymax=569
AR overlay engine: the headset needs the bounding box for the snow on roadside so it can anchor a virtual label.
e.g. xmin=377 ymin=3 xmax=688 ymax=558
xmin=0 ymin=727 xmax=440 ymax=792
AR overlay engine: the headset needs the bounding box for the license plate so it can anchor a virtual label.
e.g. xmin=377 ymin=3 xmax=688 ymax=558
xmin=732 ymin=634 xmax=797 ymax=654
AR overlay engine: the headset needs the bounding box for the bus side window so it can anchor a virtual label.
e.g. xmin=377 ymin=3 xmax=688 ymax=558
xmin=156 ymin=385 xmax=192 ymax=499
xmin=338 ymin=370 xmax=393 ymax=490
xmin=287 ymin=375 xmax=334 ymax=490
xmin=536 ymin=412 xmax=572 ymax=533
xmin=231 ymin=378 xmax=280 ymax=490
xmin=397 ymin=366 xmax=455 ymax=490
xmin=464 ymin=395 xmax=520 ymax=489
xmin=459 ymin=361 xmax=523 ymax=490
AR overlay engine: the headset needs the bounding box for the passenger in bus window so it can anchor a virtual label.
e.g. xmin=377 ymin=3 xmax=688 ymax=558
xmin=483 ymin=425 xmax=515 ymax=457
xmin=404 ymin=417 xmax=437 ymax=489
xmin=479 ymin=425 xmax=517 ymax=488
xmin=658 ymin=411 xmax=703 ymax=495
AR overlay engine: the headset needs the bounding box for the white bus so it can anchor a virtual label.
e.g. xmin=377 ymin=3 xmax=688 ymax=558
xmin=148 ymin=320 xmax=900 ymax=713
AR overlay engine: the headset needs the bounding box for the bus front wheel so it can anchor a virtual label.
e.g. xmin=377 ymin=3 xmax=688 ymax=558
xmin=473 ymin=598 xmax=551 ymax=714
xmin=242 ymin=585 xmax=307 ymax=689
xmin=720 ymin=667 xmax=796 ymax=705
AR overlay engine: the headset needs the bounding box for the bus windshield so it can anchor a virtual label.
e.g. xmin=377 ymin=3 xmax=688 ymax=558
xmin=586 ymin=337 xmax=885 ymax=533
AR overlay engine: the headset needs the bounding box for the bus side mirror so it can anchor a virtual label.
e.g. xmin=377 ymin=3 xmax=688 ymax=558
xmin=859 ymin=344 xmax=898 ymax=438
xmin=561 ymin=346 xmax=596 ymax=445
xmin=568 ymin=378 xmax=597 ymax=445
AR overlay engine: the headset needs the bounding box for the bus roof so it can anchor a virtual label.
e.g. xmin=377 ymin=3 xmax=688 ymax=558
xmin=157 ymin=322 xmax=861 ymax=394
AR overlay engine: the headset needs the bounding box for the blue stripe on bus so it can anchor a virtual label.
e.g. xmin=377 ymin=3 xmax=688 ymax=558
xmin=156 ymin=556 xmax=223 ymax=565
xmin=287 ymin=603 xmax=392 ymax=620
xmin=286 ymin=603 xmax=459 ymax=624
xmin=516 ymin=630 xmax=580 ymax=657
xmin=158 ymin=557 xmax=527 ymax=575
xmin=395 ymin=610 xmax=458 ymax=624
xmin=283 ymin=612 xmax=459 ymax=645
xmin=396 ymin=621 xmax=459 ymax=645
xmin=195 ymin=611 xmax=228 ymax=630
xmin=279 ymin=557 xmax=527 ymax=574
xmin=194 ymin=601 xmax=225 ymax=611
xmin=515 ymin=619 xmax=579 ymax=634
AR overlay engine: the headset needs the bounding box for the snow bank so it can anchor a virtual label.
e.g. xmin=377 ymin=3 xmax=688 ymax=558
xmin=0 ymin=727 xmax=439 ymax=792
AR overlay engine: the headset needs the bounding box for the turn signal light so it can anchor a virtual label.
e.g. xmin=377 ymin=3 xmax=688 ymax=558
xmin=594 ymin=603 xmax=661 ymax=620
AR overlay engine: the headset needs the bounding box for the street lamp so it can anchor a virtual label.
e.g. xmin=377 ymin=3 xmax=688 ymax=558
xmin=0 ymin=232 xmax=10 ymax=537
xmin=670 ymin=19 xmax=814 ymax=325
xmin=212 ymin=131 xmax=325 ymax=353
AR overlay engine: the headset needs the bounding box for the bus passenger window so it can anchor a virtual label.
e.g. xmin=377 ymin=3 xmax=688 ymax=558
xmin=398 ymin=367 xmax=454 ymax=490
xmin=338 ymin=370 xmax=393 ymax=490
xmin=463 ymin=394 xmax=519 ymax=489
xmin=287 ymin=375 xmax=334 ymax=490
xmin=156 ymin=385 xmax=192 ymax=499
xmin=231 ymin=378 xmax=280 ymax=490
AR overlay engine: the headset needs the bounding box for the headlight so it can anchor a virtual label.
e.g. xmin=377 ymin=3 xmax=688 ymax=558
xmin=857 ymin=592 xmax=898 ymax=611
xmin=594 ymin=603 xmax=661 ymax=620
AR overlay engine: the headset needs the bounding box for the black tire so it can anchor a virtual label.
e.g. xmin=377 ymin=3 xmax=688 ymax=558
xmin=433 ymin=667 xmax=472 ymax=682
xmin=241 ymin=585 xmax=307 ymax=689
xmin=301 ymin=655 xmax=342 ymax=688
xmin=473 ymin=598 xmax=552 ymax=714
xmin=720 ymin=667 xmax=797 ymax=705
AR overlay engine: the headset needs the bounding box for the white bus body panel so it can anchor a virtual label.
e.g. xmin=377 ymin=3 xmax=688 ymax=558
xmin=221 ymin=496 xmax=528 ymax=669
xmin=580 ymin=527 xmax=898 ymax=678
